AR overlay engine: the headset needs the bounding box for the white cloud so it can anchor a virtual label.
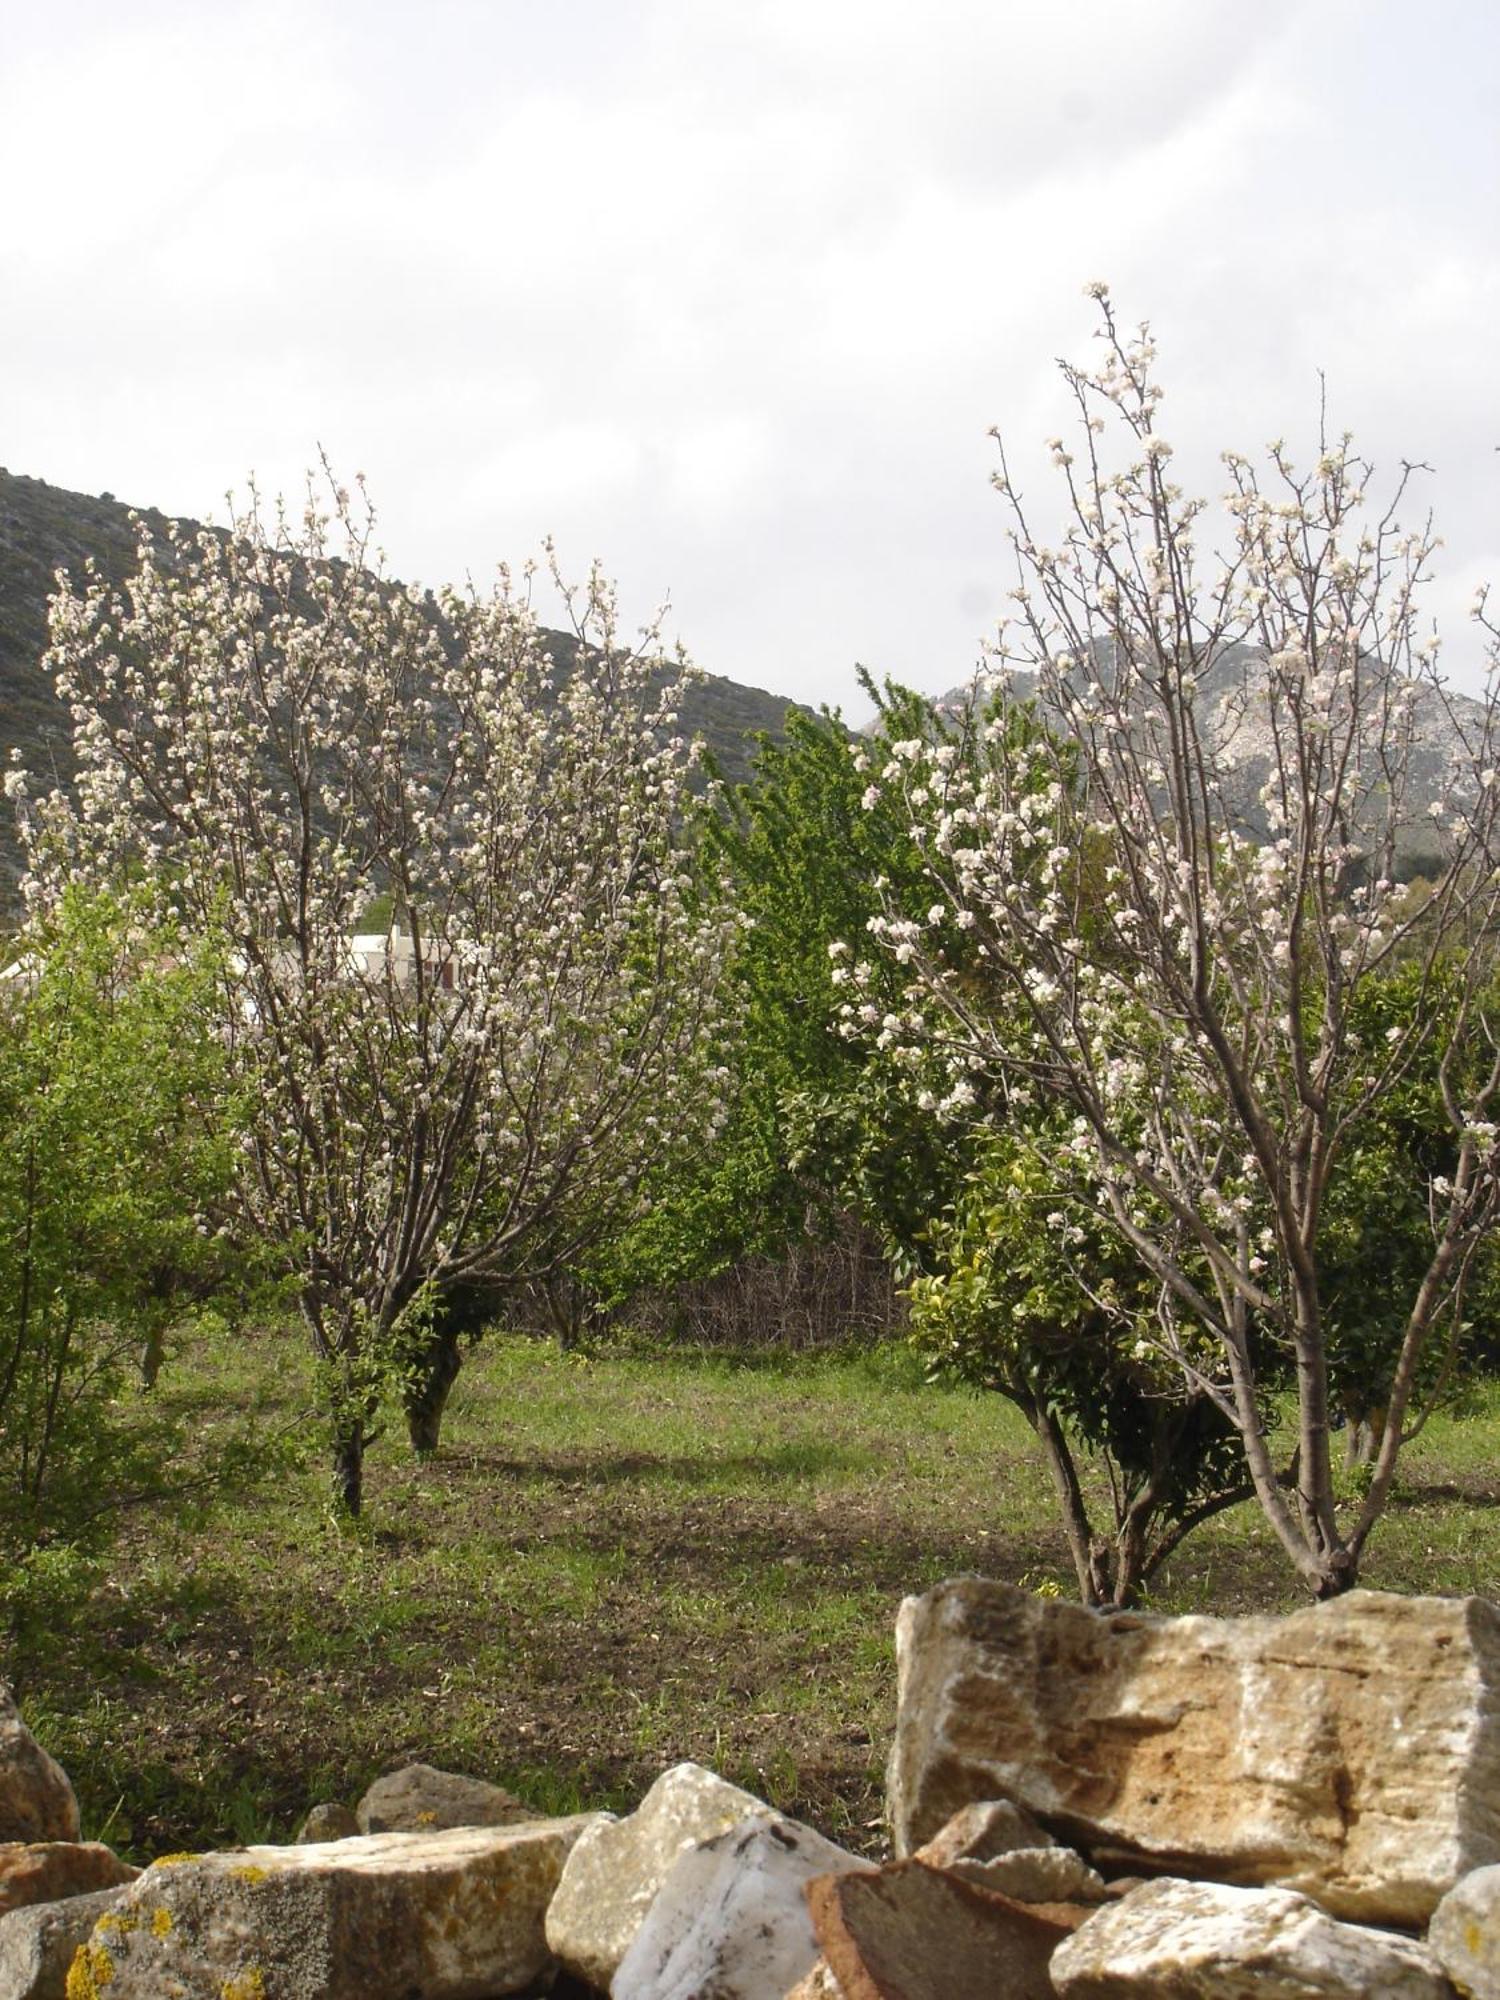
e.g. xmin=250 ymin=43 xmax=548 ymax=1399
xmin=1 ymin=0 xmax=1495 ymax=712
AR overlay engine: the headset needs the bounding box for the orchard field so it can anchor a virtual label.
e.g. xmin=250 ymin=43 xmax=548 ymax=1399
xmin=9 ymin=301 xmax=1500 ymax=1874
xmin=16 ymin=1320 xmax=1500 ymax=1864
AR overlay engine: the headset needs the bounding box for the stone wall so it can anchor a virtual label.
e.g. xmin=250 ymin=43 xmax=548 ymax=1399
xmin=3 ymin=1584 xmax=1500 ymax=1997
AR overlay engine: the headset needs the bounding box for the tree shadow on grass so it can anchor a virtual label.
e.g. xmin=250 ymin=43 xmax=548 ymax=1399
xmin=443 ymin=1439 xmax=876 ymax=1488
xmin=24 ymin=1435 xmax=1076 ymax=1859
xmin=1382 ymin=1478 xmax=1500 ymax=1511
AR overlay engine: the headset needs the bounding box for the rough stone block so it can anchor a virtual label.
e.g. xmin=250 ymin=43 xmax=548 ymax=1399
xmin=806 ymin=1860 xmax=1081 ymax=2000
xmin=887 ymin=1579 xmax=1500 ymax=1922
xmin=0 ymin=1694 xmax=77 ymax=1848
xmin=0 ymin=1845 xmax=136 ymax=1919
xmin=354 ymin=1761 xmax=534 ymax=1834
xmin=1429 ymin=1861 xmax=1500 ymax=2000
xmin=0 ymin=1887 xmax=127 ymax=2000
xmin=1049 ymin=1877 xmax=1455 ymax=1997
xmin=912 ymin=1797 xmax=1053 ymax=1869
xmin=545 ymin=1761 xmax=764 ymax=1989
xmin=65 ymin=1816 xmax=601 ymax=1999
xmin=611 ymin=1812 xmax=873 ymax=2000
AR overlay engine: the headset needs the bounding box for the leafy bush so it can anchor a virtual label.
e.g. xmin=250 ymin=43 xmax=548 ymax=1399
xmin=0 ymin=889 xmax=237 ymax=1657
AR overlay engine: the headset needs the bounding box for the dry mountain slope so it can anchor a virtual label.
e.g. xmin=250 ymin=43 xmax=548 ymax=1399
xmin=0 ymin=465 xmax=812 ymax=905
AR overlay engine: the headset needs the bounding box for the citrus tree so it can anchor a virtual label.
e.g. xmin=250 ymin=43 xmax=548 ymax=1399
xmin=584 ymin=685 xmax=966 ymax=1333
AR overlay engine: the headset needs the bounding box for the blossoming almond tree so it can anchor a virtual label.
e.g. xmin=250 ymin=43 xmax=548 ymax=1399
xmin=850 ymin=290 xmax=1500 ymax=1598
xmin=20 ymin=480 xmax=730 ymax=1514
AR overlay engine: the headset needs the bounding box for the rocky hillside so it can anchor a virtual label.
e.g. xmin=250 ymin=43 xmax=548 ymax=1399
xmin=0 ymin=467 xmax=811 ymax=907
xmin=932 ymin=642 xmax=1484 ymax=873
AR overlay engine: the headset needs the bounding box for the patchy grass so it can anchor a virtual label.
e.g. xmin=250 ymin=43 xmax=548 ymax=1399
xmin=11 ymin=1322 xmax=1500 ymax=1861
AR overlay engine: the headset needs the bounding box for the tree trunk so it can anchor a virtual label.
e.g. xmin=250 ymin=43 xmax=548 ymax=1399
xmin=1112 ymin=1508 xmax=1151 ymax=1611
xmin=1344 ymin=1407 xmax=1385 ymax=1470
xmin=1020 ymin=1394 xmax=1117 ymax=1607
xmin=543 ymin=1273 xmax=590 ymax=1352
xmin=1311 ymin=1545 xmax=1359 ymax=1599
xmin=139 ymin=1322 xmax=167 ymax=1391
xmin=331 ymin=1422 xmax=364 ymax=1517
xmin=403 ymin=1327 xmax=463 ymax=1456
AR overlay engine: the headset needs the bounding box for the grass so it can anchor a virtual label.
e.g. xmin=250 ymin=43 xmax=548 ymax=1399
xmin=10 ymin=1320 xmax=1500 ymax=1863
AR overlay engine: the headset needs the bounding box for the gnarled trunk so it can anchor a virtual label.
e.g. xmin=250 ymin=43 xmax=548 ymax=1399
xmin=331 ymin=1421 xmax=365 ymax=1517
xmin=1010 ymin=1383 xmax=1254 ymax=1610
xmin=402 ymin=1327 xmax=463 ymax=1456
xmin=1024 ymin=1394 xmax=1126 ymax=1607
xmin=541 ymin=1272 xmax=596 ymax=1352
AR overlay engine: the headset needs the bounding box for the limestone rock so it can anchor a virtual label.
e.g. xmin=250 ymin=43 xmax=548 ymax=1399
xmin=0 ymin=1693 xmax=77 ymax=1847
xmin=1050 ymin=1877 xmax=1455 ymax=1998
xmin=295 ymin=1803 xmax=359 ymax=1843
xmin=0 ymin=1887 xmax=128 ymax=2000
xmin=612 ymin=1812 xmax=873 ymax=2000
xmin=354 ymin=1761 xmax=533 ymax=1834
xmin=887 ymin=1578 xmax=1500 ymax=1923
xmin=0 ymin=1844 xmax=137 ymax=1917
xmin=1429 ymin=1862 xmax=1500 ymax=1999
xmin=66 ymin=1815 xmax=601 ymax=1999
xmin=913 ymin=1797 xmax=1054 ymax=1869
xmin=950 ymin=1845 xmax=1107 ymax=1903
xmin=806 ymin=1860 xmax=1082 ymax=2000
xmin=545 ymin=1761 xmax=764 ymax=1989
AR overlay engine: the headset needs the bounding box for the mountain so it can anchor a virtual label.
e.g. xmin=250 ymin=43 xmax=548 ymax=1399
xmin=929 ymin=642 xmax=1484 ymax=873
xmin=0 ymin=466 xmax=813 ymax=905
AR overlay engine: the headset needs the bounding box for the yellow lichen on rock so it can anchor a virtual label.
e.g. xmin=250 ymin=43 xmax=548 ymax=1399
xmin=65 ymin=1939 xmax=115 ymax=2000
xmin=220 ymin=1969 xmax=268 ymax=2000
xmin=55 ymin=1817 xmax=593 ymax=1999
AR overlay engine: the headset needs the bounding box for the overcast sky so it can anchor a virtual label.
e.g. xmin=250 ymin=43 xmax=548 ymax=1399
xmin=3 ymin=0 xmax=1496 ymax=716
